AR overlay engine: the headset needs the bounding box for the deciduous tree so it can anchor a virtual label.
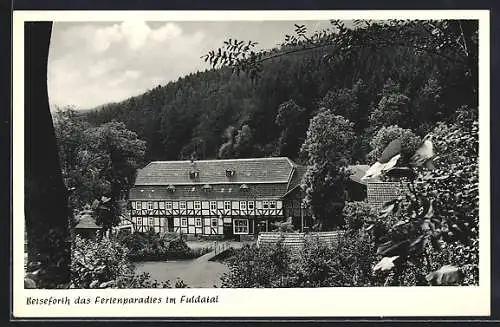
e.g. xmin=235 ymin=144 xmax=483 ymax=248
xmin=300 ymin=110 xmax=355 ymax=230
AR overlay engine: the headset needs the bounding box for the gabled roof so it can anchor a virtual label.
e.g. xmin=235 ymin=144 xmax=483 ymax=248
xmin=75 ymin=213 xmax=101 ymax=230
xmin=284 ymin=164 xmax=307 ymax=196
xmin=348 ymin=165 xmax=370 ymax=185
xmin=134 ymin=157 xmax=294 ymax=186
xmin=283 ymin=164 xmax=369 ymax=197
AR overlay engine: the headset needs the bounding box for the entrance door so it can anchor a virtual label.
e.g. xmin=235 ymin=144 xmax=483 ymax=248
xmin=223 ymin=222 xmax=233 ymax=239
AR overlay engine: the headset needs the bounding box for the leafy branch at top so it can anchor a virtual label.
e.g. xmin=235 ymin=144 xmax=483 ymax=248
xmin=202 ymin=19 xmax=477 ymax=82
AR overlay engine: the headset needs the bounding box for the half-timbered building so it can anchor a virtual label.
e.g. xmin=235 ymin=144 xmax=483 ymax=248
xmin=128 ymin=157 xmax=368 ymax=238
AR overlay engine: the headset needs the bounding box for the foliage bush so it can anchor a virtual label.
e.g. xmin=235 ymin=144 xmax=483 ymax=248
xmin=367 ymin=125 xmax=421 ymax=163
xmin=70 ymin=235 xmax=190 ymax=289
xmin=70 ymin=235 xmax=134 ymax=288
xmin=221 ymin=231 xmax=381 ymax=288
xmin=367 ymin=107 xmax=479 ymax=286
xmin=117 ymin=230 xmax=210 ymax=261
xmin=220 ymin=240 xmax=292 ymax=288
xmin=222 ymin=104 xmax=479 ymax=289
xmin=342 ymin=201 xmax=378 ymax=234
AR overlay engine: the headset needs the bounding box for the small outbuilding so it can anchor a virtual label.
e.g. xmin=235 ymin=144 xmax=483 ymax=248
xmin=74 ymin=211 xmax=101 ymax=239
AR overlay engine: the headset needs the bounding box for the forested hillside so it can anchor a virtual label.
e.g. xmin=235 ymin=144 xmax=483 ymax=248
xmin=83 ymin=20 xmax=477 ymax=165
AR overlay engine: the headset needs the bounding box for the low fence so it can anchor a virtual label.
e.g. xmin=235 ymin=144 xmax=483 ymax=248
xmin=212 ymin=241 xmax=231 ymax=256
xmin=256 ymin=231 xmax=344 ymax=253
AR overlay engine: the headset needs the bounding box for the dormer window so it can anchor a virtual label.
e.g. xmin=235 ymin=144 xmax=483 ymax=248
xmin=240 ymin=184 xmax=249 ymax=191
xmin=202 ymin=184 xmax=212 ymax=192
xmin=167 ymin=185 xmax=176 ymax=192
xmin=226 ymin=169 xmax=235 ymax=177
xmin=189 ymin=171 xmax=200 ymax=179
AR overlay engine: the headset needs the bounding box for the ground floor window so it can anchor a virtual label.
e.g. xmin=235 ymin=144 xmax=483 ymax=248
xmin=233 ymin=219 xmax=249 ymax=234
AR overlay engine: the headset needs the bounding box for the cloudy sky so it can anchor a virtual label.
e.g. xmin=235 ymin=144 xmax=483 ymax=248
xmin=48 ymin=20 xmax=333 ymax=110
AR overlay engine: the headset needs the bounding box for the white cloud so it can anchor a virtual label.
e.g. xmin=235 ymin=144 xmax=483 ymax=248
xmin=119 ymin=21 xmax=152 ymax=50
xmin=150 ymin=23 xmax=183 ymax=42
xmin=124 ymin=70 xmax=141 ymax=79
xmin=92 ymin=24 xmax=123 ymax=53
xmin=87 ymin=58 xmax=118 ymax=78
xmin=48 ymin=20 xmax=333 ymax=110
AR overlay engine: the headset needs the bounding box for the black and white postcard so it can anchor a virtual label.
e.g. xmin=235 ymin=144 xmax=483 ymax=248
xmin=12 ymin=10 xmax=491 ymax=318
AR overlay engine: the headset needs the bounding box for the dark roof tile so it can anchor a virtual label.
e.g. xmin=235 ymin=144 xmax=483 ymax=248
xmin=134 ymin=157 xmax=294 ymax=186
xmin=75 ymin=214 xmax=101 ymax=229
xmin=130 ymin=183 xmax=289 ymax=200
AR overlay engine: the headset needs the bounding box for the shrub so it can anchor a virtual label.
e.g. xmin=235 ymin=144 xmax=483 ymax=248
xmin=117 ymin=230 xmax=209 ymax=261
xmin=220 ymin=240 xmax=292 ymax=288
xmin=70 ymin=235 xmax=190 ymax=289
xmin=221 ymin=232 xmax=380 ymax=288
xmin=70 ymin=235 xmax=134 ymax=288
xmin=368 ymin=107 xmax=479 ymax=286
xmin=329 ymin=231 xmax=382 ymax=287
xmin=290 ymin=237 xmax=336 ymax=287
xmin=342 ymin=201 xmax=378 ymax=234
xmin=271 ymin=220 xmax=295 ymax=233
xmin=367 ymin=125 xmax=421 ymax=163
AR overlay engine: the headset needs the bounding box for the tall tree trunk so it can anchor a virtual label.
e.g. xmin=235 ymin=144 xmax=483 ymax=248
xmin=25 ymin=22 xmax=71 ymax=288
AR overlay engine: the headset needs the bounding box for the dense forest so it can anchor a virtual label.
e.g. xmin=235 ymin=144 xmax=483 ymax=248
xmin=83 ymin=20 xmax=477 ymax=166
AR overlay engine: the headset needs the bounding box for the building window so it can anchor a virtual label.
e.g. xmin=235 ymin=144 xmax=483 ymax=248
xmin=211 ymin=218 xmax=218 ymax=227
xmin=194 ymin=201 xmax=201 ymax=210
xmin=180 ymin=201 xmax=186 ymax=210
xmin=165 ymin=201 xmax=172 ymax=209
xmin=153 ymin=202 xmax=158 ymax=209
xmin=248 ymin=201 xmax=254 ymax=210
xmin=181 ymin=218 xmax=187 ymax=227
xmin=136 ymin=201 xmax=142 ymax=210
xmin=159 ymin=201 xmax=164 ymax=209
xmin=263 ymin=201 xmax=269 ymax=209
xmin=224 ymin=201 xmax=231 ymax=210
xmin=148 ymin=217 xmax=154 ymax=225
xmin=195 ymin=218 xmax=202 ymax=227
xmin=233 ymin=219 xmax=249 ymax=234
xmin=240 ymin=201 xmax=247 ymax=210
xmin=226 ymin=169 xmax=235 ymax=177
xmin=142 ymin=201 xmax=147 ymax=210
xmin=148 ymin=201 xmax=153 ymax=210
xmin=270 ymin=201 xmax=276 ymax=209
xmin=210 ymin=201 xmax=217 ymax=210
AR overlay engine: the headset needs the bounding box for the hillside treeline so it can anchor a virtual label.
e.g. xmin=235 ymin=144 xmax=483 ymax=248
xmin=84 ymin=20 xmax=477 ymax=165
